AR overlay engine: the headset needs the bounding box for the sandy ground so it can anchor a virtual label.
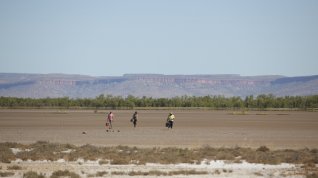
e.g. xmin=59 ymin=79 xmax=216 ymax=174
xmin=0 ymin=109 xmax=317 ymax=177
xmin=0 ymin=109 xmax=317 ymax=149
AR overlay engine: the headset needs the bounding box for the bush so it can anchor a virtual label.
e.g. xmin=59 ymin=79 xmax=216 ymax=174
xmin=96 ymin=171 xmax=108 ymax=177
xmin=256 ymin=146 xmax=270 ymax=152
xmin=98 ymin=160 xmax=109 ymax=165
xmin=307 ymin=173 xmax=318 ymax=178
xmin=17 ymin=141 xmax=76 ymax=161
xmin=0 ymin=172 xmax=14 ymax=177
xmin=111 ymin=171 xmax=125 ymax=175
xmin=68 ymin=144 xmax=103 ymax=161
xmin=0 ymin=143 xmax=15 ymax=163
xmin=7 ymin=165 xmax=22 ymax=170
xmin=168 ymin=170 xmax=208 ymax=175
xmin=50 ymin=170 xmax=80 ymax=178
xmin=23 ymin=171 xmax=45 ymax=178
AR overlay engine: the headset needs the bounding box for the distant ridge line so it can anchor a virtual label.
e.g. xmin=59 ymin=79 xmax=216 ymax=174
xmin=0 ymin=73 xmax=317 ymax=98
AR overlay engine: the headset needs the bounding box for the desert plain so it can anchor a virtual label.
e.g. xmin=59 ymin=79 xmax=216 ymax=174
xmin=0 ymin=109 xmax=317 ymax=178
xmin=0 ymin=109 xmax=317 ymax=149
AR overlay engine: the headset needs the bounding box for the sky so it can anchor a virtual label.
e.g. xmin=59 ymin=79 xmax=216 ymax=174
xmin=0 ymin=0 xmax=317 ymax=77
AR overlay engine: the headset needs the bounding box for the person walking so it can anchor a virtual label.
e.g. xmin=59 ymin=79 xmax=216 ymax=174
xmin=131 ymin=111 xmax=138 ymax=128
xmin=106 ymin=111 xmax=114 ymax=129
xmin=166 ymin=112 xmax=175 ymax=129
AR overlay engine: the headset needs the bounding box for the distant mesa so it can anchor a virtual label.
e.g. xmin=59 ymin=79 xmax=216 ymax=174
xmin=0 ymin=73 xmax=317 ymax=98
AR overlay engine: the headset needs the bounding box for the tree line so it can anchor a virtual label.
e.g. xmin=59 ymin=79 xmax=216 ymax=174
xmin=0 ymin=94 xmax=317 ymax=109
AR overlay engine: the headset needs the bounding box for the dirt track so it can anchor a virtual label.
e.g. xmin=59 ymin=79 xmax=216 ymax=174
xmin=0 ymin=109 xmax=317 ymax=149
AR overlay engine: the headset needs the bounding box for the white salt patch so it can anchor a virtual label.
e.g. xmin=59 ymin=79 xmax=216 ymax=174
xmin=56 ymin=159 xmax=65 ymax=163
xmin=147 ymin=160 xmax=296 ymax=171
xmin=10 ymin=148 xmax=33 ymax=155
xmin=10 ymin=148 xmax=22 ymax=155
xmin=76 ymin=158 xmax=85 ymax=163
xmin=130 ymin=160 xmax=139 ymax=164
xmin=212 ymin=160 xmax=295 ymax=170
xmin=36 ymin=160 xmax=49 ymax=163
xmin=86 ymin=159 xmax=100 ymax=164
xmin=53 ymin=149 xmax=75 ymax=155
xmin=11 ymin=159 xmax=23 ymax=163
xmin=61 ymin=149 xmax=75 ymax=153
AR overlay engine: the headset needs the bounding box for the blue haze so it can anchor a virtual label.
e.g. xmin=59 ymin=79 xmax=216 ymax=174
xmin=0 ymin=0 xmax=317 ymax=76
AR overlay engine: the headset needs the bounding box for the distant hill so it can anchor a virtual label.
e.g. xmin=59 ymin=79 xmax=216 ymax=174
xmin=0 ymin=73 xmax=317 ymax=98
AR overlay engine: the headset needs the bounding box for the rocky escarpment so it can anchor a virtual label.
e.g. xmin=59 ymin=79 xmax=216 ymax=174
xmin=0 ymin=73 xmax=317 ymax=98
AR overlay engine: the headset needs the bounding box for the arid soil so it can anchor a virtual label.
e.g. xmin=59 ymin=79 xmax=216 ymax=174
xmin=0 ymin=109 xmax=317 ymax=149
xmin=0 ymin=109 xmax=317 ymax=177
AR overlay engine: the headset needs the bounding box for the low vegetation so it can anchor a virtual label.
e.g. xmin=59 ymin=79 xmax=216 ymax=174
xmin=23 ymin=171 xmax=45 ymax=178
xmin=7 ymin=165 xmax=22 ymax=170
xmin=307 ymin=173 xmax=318 ymax=178
xmin=50 ymin=170 xmax=80 ymax=178
xmin=111 ymin=171 xmax=126 ymax=175
xmin=0 ymin=172 xmax=14 ymax=177
xmin=0 ymin=141 xmax=317 ymax=166
xmin=0 ymin=143 xmax=16 ymax=163
xmin=95 ymin=171 xmax=108 ymax=177
xmin=1 ymin=94 xmax=318 ymax=109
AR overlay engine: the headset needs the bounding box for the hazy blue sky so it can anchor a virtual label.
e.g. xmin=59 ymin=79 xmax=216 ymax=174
xmin=0 ymin=0 xmax=317 ymax=77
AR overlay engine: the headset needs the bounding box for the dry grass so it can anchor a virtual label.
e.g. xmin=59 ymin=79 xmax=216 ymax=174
xmin=276 ymin=113 xmax=289 ymax=115
xmin=88 ymin=171 xmax=109 ymax=177
xmin=254 ymin=172 xmax=263 ymax=176
xmin=0 ymin=172 xmax=14 ymax=177
xmin=98 ymin=160 xmax=109 ymax=165
xmin=111 ymin=171 xmax=126 ymax=175
xmin=307 ymin=173 xmax=318 ymax=178
xmin=50 ymin=170 xmax=80 ymax=178
xmin=303 ymin=161 xmax=318 ymax=178
xmin=256 ymin=112 xmax=268 ymax=115
xmin=7 ymin=165 xmax=22 ymax=170
xmin=230 ymin=111 xmax=248 ymax=115
xmin=214 ymin=170 xmax=221 ymax=174
xmin=16 ymin=141 xmax=76 ymax=161
xmin=128 ymin=170 xmax=168 ymax=176
xmin=256 ymin=146 xmax=270 ymax=152
xmin=128 ymin=171 xmax=150 ymax=176
xmin=23 ymin=171 xmax=45 ymax=178
xmin=168 ymin=170 xmax=208 ymax=175
xmin=0 ymin=143 xmax=16 ymax=163
xmin=95 ymin=171 xmax=108 ymax=177
xmin=1 ymin=142 xmax=317 ymax=166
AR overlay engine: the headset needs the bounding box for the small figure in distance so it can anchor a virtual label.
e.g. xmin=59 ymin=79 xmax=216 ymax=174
xmin=131 ymin=111 xmax=138 ymax=128
xmin=166 ymin=112 xmax=175 ymax=129
xmin=106 ymin=111 xmax=114 ymax=130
